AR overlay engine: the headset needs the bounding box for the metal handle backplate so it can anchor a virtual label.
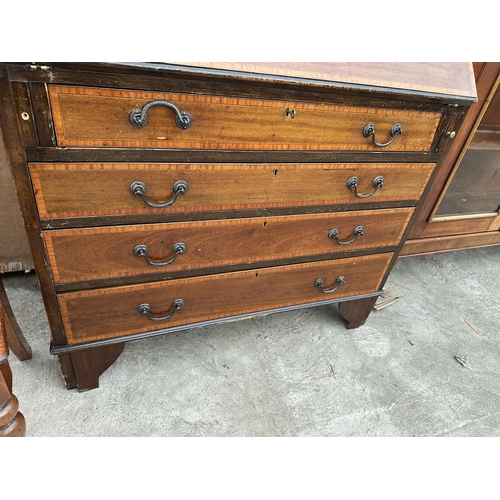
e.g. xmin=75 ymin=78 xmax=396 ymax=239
xmin=137 ymin=298 xmax=184 ymax=321
xmin=363 ymin=123 xmax=402 ymax=147
xmin=130 ymin=180 xmax=188 ymax=208
xmin=314 ymin=275 xmax=346 ymax=293
xmin=133 ymin=242 xmax=186 ymax=267
xmin=129 ymin=100 xmax=193 ymax=130
xmin=328 ymin=226 xmax=364 ymax=245
xmin=346 ymin=176 xmax=384 ymax=198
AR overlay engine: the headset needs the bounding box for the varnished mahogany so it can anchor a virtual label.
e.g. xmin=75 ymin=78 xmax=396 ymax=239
xmin=0 ymin=280 xmax=30 ymax=437
xmin=48 ymin=85 xmax=441 ymax=151
xmin=29 ymin=163 xmax=434 ymax=220
xmin=0 ymin=63 xmax=476 ymax=391
xmin=44 ymin=209 xmax=413 ymax=285
xmin=58 ymin=253 xmax=392 ymax=345
xmin=402 ymin=62 xmax=500 ymax=256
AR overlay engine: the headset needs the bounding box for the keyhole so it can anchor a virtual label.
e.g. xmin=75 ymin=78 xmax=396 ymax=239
xmin=273 ymin=169 xmax=278 ymax=177
xmin=255 ymin=272 xmax=259 ymax=278
xmin=263 ymin=221 xmax=267 ymax=228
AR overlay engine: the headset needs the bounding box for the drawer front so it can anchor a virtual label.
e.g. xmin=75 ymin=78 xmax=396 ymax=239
xmin=58 ymin=253 xmax=393 ymax=344
xmin=45 ymin=209 xmax=413 ymax=284
xmin=48 ymin=85 xmax=441 ymax=151
xmin=30 ymin=163 xmax=435 ymax=220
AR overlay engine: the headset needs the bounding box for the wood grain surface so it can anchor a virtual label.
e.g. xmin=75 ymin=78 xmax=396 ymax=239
xmin=0 ymin=302 xmax=26 ymax=436
xmin=0 ymin=279 xmax=32 ymax=360
xmin=400 ymin=230 xmax=500 ymax=256
xmin=69 ymin=342 xmax=125 ymax=391
xmin=30 ymin=163 xmax=435 ymax=220
xmin=44 ymin=208 xmax=413 ymax=284
xmin=417 ymin=215 xmax=495 ymax=238
xmin=58 ymin=253 xmax=392 ymax=344
xmin=171 ymin=63 xmax=477 ymax=99
xmin=48 ymin=85 xmax=441 ymax=150
xmin=406 ymin=63 xmax=500 ymax=243
xmin=0 ymin=133 xmax=33 ymax=272
xmin=0 ymin=66 xmax=77 ymax=388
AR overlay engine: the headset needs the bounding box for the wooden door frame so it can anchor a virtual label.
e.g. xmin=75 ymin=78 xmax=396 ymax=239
xmin=401 ymin=63 xmax=500 ymax=256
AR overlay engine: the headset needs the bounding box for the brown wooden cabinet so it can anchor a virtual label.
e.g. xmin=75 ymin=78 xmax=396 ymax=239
xmin=402 ymin=62 xmax=500 ymax=256
xmin=0 ymin=63 xmax=476 ymax=390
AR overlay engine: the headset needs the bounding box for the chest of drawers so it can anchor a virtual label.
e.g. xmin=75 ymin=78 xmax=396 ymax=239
xmin=0 ymin=62 xmax=476 ymax=390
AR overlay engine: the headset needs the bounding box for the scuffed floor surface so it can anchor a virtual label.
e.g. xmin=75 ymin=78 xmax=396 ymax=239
xmin=3 ymin=246 xmax=500 ymax=436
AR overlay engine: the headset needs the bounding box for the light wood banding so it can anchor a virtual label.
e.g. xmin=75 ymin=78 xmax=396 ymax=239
xmin=48 ymin=85 xmax=441 ymax=151
xmin=30 ymin=163 xmax=435 ymax=220
xmin=58 ymin=253 xmax=392 ymax=344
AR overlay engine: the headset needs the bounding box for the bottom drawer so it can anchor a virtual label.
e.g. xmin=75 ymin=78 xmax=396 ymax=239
xmin=58 ymin=253 xmax=393 ymax=345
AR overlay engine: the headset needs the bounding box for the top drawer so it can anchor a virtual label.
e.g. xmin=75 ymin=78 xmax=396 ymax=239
xmin=48 ymin=85 xmax=442 ymax=151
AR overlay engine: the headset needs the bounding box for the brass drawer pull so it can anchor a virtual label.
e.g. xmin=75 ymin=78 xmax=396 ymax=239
xmin=129 ymin=100 xmax=193 ymax=130
xmin=363 ymin=122 xmax=402 ymax=147
xmin=346 ymin=176 xmax=384 ymax=198
xmin=130 ymin=180 xmax=188 ymax=208
xmin=314 ymin=275 xmax=346 ymax=293
xmin=133 ymin=242 xmax=187 ymax=267
xmin=137 ymin=298 xmax=184 ymax=321
xmin=328 ymin=226 xmax=363 ymax=245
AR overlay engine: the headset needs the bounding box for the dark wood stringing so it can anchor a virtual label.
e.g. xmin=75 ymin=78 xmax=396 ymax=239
xmin=25 ymin=148 xmax=442 ymax=164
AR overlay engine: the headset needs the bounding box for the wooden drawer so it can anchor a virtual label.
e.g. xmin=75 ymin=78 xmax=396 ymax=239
xmin=44 ymin=209 xmax=413 ymax=285
xmin=48 ymin=85 xmax=441 ymax=151
xmin=58 ymin=253 xmax=393 ymax=345
xmin=30 ymin=163 xmax=435 ymax=220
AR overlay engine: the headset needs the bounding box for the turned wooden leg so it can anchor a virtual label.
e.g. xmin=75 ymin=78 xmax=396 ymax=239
xmin=338 ymin=296 xmax=378 ymax=329
xmin=0 ymin=302 xmax=26 ymax=437
xmin=0 ymin=358 xmax=26 ymax=437
xmin=0 ymin=279 xmax=32 ymax=361
xmin=69 ymin=342 xmax=125 ymax=391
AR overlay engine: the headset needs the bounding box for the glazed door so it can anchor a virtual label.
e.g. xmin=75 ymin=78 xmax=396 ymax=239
xmin=432 ymin=78 xmax=500 ymax=223
xmin=402 ymin=63 xmax=500 ymax=256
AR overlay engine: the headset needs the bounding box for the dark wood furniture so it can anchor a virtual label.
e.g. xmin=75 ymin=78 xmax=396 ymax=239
xmin=0 ymin=62 xmax=476 ymax=391
xmin=0 ymin=135 xmax=34 ymax=273
xmin=402 ymin=62 xmax=500 ymax=256
xmin=0 ymin=279 xmax=32 ymax=361
xmin=0 ymin=279 xmax=30 ymax=437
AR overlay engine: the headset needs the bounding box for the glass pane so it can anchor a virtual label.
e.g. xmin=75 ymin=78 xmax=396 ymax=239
xmin=434 ymin=84 xmax=500 ymax=218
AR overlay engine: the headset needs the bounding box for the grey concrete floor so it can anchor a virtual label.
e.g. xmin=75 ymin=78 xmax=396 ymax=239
xmin=3 ymin=246 xmax=500 ymax=437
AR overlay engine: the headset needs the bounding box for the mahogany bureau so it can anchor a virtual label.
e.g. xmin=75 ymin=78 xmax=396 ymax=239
xmin=0 ymin=63 xmax=476 ymax=391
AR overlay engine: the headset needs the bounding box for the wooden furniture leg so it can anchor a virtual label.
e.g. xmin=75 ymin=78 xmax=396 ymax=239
xmin=70 ymin=342 xmax=125 ymax=392
xmin=0 ymin=279 xmax=32 ymax=361
xmin=339 ymin=296 xmax=379 ymax=329
xmin=0 ymin=302 xmax=26 ymax=437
